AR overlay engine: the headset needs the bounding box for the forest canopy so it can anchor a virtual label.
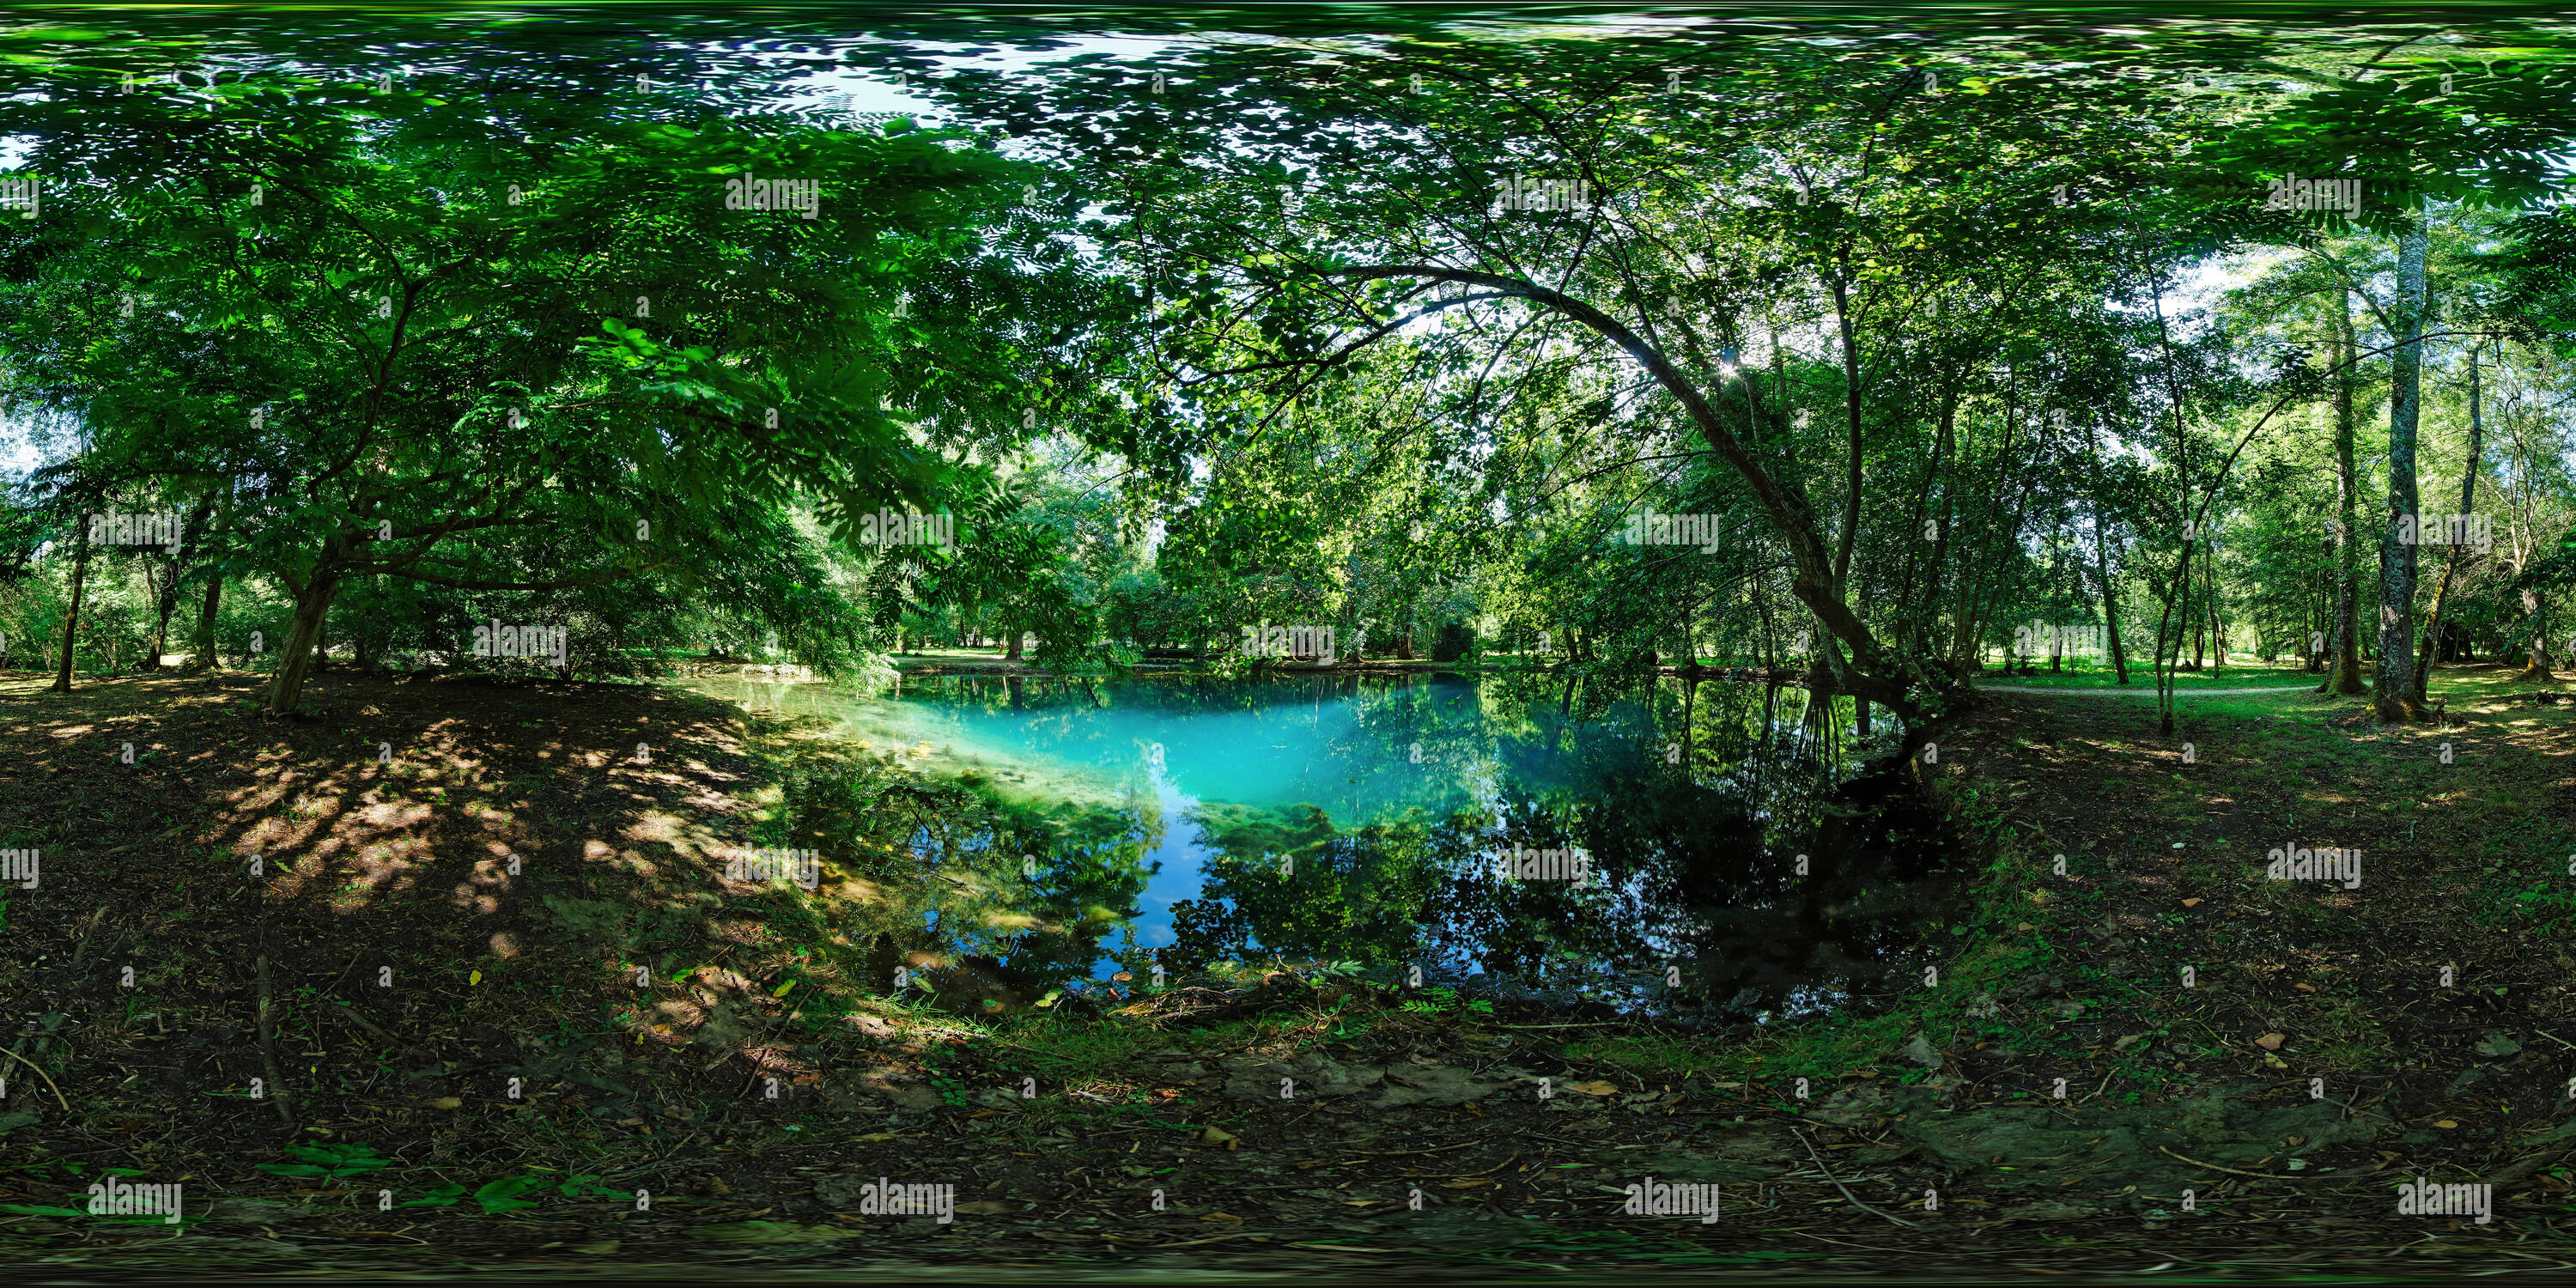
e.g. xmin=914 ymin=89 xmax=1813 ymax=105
xmin=3 ymin=15 xmax=2574 ymax=735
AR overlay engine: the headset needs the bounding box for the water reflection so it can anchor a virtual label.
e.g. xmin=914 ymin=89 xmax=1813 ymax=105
xmin=689 ymin=669 xmax=1965 ymax=1018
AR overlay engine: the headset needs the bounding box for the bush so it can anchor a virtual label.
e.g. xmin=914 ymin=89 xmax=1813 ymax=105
xmin=1430 ymin=622 xmax=1474 ymax=663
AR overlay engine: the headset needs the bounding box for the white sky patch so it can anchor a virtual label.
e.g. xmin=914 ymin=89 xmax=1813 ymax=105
xmin=2169 ymin=252 xmax=2263 ymax=314
xmin=0 ymin=414 xmax=40 ymax=474
xmin=804 ymin=33 xmax=1187 ymax=128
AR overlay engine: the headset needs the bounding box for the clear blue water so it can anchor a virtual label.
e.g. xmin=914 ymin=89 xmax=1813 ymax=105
xmin=685 ymin=668 xmax=1962 ymax=1015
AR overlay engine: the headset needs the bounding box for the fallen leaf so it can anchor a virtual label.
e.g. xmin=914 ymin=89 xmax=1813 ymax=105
xmin=428 ymin=1097 xmax=462 ymax=1110
xmin=2262 ymin=1053 xmax=2287 ymax=1069
xmin=2434 ymin=1121 xmax=2459 ymax=1129
xmin=2293 ymin=984 xmax=2316 ymax=993
xmin=1566 ymin=1080 xmax=1619 ymax=1097
xmin=1201 ymin=1211 xmax=1244 ymax=1224
xmin=1200 ymin=1126 xmax=1238 ymax=1148
xmin=2180 ymin=899 xmax=2202 ymax=908
xmin=469 ymin=970 xmax=483 ymax=986
xmin=2014 ymin=922 xmax=2034 ymax=932
xmin=2254 ymin=1033 xmax=2285 ymax=1050
xmin=850 ymin=1133 xmax=897 ymax=1143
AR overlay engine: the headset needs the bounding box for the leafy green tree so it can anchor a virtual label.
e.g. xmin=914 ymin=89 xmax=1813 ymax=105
xmin=0 ymin=61 xmax=1066 ymax=710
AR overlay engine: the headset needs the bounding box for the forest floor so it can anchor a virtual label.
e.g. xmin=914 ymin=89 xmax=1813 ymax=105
xmin=0 ymin=663 xmax=2571 ymax=1282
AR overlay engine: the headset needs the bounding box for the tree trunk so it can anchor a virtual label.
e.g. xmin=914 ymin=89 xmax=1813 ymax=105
xmin=2373 ymin=213 xmax=2430 ymax=723
xmin=1827 ymin=274 xmax=1865 ymax=593
xmin=2310 ymin=529 xmax=2330 ymax=672
xmin=1913 ymin=398 xmax=1958 ymax=658
xmin=1327 ymin=266 xmax=1925 ymax=720
xmin=1896 ymin=389 xmax=1954 ymax=653
xmin=184 ymin=489 xmax=228 ymax=672
xmin=2093 ymin=500 xmax=2129 ymax=684
xmin=51 ymin=514 xmax=94 ymax=693
xmin=2516 ymin=589 xmax=2555 ymax=681
xmin=264 ymin=569 xmax=345 ymax=714
xmin=2327 ymin=294 xmax=2366 ymax=696
xmin=191 ymin=570 xmax=224 ymax=671
xmin=2418 ymin=342 xmax=2483 ymax=701
xmin=2207 ymin=554 xmax=2225 ymax=671
xmin=149 ymin=559 xmax=179 ymax=671
xmin=1947 ymin=570 xmax=1981 ymax=672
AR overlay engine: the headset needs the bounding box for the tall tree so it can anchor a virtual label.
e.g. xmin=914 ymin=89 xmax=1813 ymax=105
xmin=2417 ymin=339 xmax=2485 ymax=693
xmin=2372 ymin=215 xmax=2430 ymax=720
xmin=2328 ymin=288 xmax=2368 ymax=695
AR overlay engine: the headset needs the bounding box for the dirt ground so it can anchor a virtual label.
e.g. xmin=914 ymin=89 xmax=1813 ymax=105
xmin=0 ymin=665 xmax=2571 ymax=1282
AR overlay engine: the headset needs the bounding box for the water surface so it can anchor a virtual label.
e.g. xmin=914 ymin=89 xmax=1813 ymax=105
xmin=689 ymin=668 xmax=1967 ymax=1019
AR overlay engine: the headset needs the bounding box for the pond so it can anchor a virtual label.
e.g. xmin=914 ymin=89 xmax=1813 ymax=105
xmin=684 ymin=668 xmax=1969 ymax=1020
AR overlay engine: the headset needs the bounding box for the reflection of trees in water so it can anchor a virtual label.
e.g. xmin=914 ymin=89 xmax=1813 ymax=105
xmin=865 ymin=672 xmax=1957 ymax=1015
xmin=835 ymin=784 xmax=1160 ymax=1005
xmin=1155 ymin=675 xmax=1960 ymax=1014
xmin=1164 ymin=804 xmax=1449 ymax=972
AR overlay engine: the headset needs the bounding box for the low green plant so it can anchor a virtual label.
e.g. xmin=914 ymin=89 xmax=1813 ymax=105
xmin=1 ymin=1168 xmax=200 ymax=1227
xmin=398 ymin=1174 xmax=629 ymax=1215
xmin=254 ymin=1142 xmax=393 ymax=1180
xmin=1401 ymin=984 xmax=1489 ymax=1015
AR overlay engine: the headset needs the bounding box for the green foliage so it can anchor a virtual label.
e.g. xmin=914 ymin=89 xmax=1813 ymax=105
xmin=1400 ymin=984 xmax=1465 ymax=1016
xmin=396 ymin=1173 xmax=621 ymax=1215
xmin=254 ymin=1142 xmax=393 ymax=1180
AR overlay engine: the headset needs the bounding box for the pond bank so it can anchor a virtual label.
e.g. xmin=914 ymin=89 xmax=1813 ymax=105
xmin=0 ymin=669 xmax=2565 ymax=1277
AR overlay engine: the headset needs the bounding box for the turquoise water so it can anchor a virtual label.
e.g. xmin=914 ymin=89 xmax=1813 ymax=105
xmin=687 ymin=668 xmax=1962 ymax=1015
xmin=703 ymin=671 xmax=1579 ymax=813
